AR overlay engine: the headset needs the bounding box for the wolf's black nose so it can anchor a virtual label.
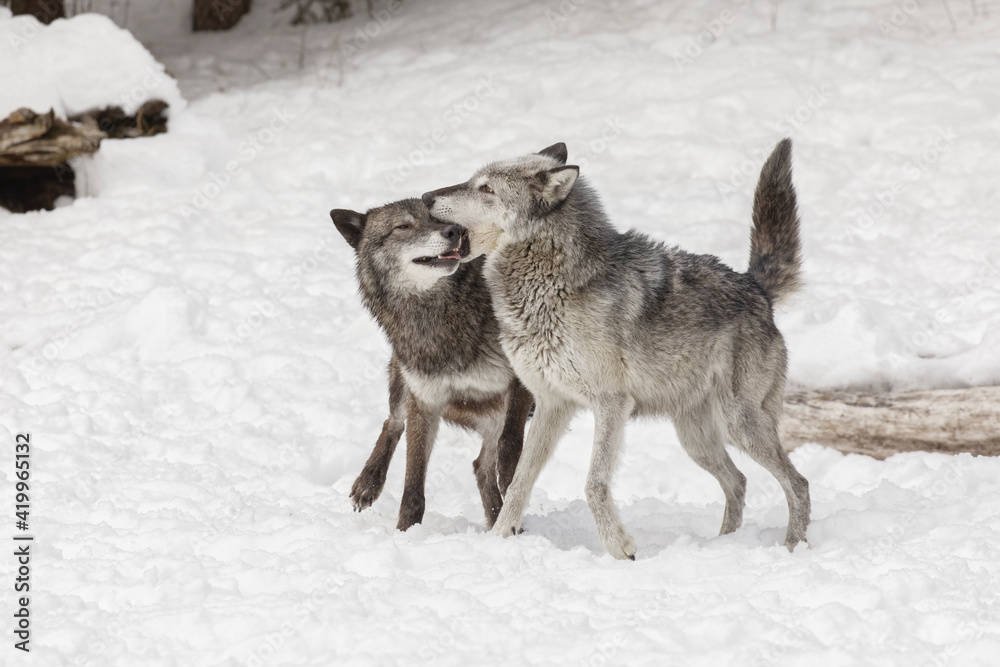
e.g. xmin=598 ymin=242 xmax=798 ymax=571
xmin=440 ymin=225 xmax=461 ymax=242
xmin=421 ymin=192 xmax=435 ymax=208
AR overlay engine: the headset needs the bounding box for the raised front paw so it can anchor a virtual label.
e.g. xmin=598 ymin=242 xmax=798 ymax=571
xmin=350 ymin=467 xmax=386 ymax=512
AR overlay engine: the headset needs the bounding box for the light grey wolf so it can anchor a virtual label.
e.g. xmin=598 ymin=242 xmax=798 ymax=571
xmin=332 ymin=199 xmax=532 ymax=531
xmin=422 ymin=140 xmax=810 ymax=559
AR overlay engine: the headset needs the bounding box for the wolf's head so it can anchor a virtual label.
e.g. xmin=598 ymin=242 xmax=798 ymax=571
xmin=331 ymin=198 xmax=471 ymax=292
xmin=421 ymin=143 xmax=579 ymax=255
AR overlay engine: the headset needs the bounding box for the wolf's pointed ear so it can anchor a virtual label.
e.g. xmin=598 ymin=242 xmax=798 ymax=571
xmin=331 ymin=209 xmax=366 ymax=250
xmin=537 ymin=142 xmax=568 ymax=165
xmin=539 ymin=165 xmax=579 ymax=207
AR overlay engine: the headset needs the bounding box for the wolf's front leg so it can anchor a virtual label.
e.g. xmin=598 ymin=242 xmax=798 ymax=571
xmin=397 ymin=398 xmax=441 ymax=531
xmin=350 ymin=355 xmax=409 ymax=511
xmin=586 ymin=395 xmax=636 ymax=560
xmin=350 ymin=416 xmax=405 ymax=511
xmin=492 ymin=399 xmax=575 ymax=539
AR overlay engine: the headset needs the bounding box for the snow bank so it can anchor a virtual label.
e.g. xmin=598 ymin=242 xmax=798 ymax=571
xmin=0 ymin=9 xmax=184 ymax=120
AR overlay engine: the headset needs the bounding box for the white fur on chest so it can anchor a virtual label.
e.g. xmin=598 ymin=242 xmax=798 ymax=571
xmin=493 ymin=294 xmax=593 ymax=401
xmin=488 ymin=252 xmax=625 ymax=404
xmin=400 ymin=351 xmax=513 ymax=408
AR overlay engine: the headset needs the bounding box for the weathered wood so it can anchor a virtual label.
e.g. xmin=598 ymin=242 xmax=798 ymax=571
xmin=0 ymin=108 xmax=103 ymax=167
xmin=70 ymin=100 xmax=169 ymax=139
xmin=279 ymin=0 xmax=352 ymax=24
xmin=0 ymin=102 xmax=169 ymax=212
xmin=781 ymin=386 xmax=1000 ymax=458
xmin=10 ymin=0 xmax=65 ymax=24
xmin=0 ymin=108 xmax=52 ymax=152
xmin=0 ymin=165 xmax=74 ymax=212
xmin=193 ymin=0 xmax=251 ymax=31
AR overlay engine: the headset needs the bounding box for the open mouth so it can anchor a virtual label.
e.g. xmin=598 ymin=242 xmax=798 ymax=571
xmin=412 ymin=230 xmax=470 ymax=267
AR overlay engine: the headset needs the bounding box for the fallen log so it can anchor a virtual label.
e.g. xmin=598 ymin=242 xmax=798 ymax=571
xmin=194 ymin=0 xmax=251 ymax=31
xmin=781 ymin=386 xmax=1000 ymax=458
xmin=0 ymin=108 xmax=104 ymax=168
xmin=1 ymin=102 xmax=169 ymax=212
xmin=70 ymin=100 xmax=169 ymax=139
xmin=10 ymin=0 xmax=65 ymax=24
xmin=0 ymin=165 xmax=74 ymax=213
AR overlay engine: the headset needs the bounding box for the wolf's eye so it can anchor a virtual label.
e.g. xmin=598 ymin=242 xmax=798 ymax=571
xmin=395 ymin=224 xmax=411 ymax=231
xmin=480 ymin=184 xmax=494 ymax=194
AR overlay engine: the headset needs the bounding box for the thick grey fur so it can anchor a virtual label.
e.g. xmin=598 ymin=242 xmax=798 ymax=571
xmin=423 ymin=140 xmax=810 ymax=559
xmin=331 ymin=199 xmax=530 ymax=531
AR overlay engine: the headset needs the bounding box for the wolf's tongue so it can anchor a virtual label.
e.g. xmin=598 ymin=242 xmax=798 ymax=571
xmin=439 ymin=251 xmax=461 ymax=260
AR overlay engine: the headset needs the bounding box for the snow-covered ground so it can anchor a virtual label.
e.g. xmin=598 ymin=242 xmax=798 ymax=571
xmin=1 ymin=1 xmax=999 ymax=665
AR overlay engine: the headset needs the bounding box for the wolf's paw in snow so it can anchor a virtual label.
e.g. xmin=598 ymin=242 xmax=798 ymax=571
xmin=784 ymin=533 xmax=809 ymax=552
xmin=492 ymin=514 xmax=521 ymax=538
xmin=491 ymin=501 xmax=527 ymax=538
xmin=602 ymin=529 xmax=637 ymax=561
xmin=350 ymin=467 xmax=387 ymax=511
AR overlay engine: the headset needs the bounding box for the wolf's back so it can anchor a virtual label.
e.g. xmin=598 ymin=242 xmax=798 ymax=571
xmin=748 ymin=139 xmax=802 ymax=306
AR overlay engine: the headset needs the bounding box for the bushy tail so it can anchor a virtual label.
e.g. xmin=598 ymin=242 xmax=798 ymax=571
xmin=748 ymin=138 xmax=802 ymax=306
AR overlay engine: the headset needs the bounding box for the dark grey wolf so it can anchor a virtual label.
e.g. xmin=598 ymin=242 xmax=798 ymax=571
xmin=332 ymin=199 xmax=532 ymax=530
xmin=422 ymin=140 xmax=810 ymax=559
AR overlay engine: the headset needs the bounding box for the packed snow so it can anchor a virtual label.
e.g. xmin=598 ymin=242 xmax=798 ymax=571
xmin=0 ymin=12 xmax=183 ymax=120
xmin=1 ymin=1 xmax=999 ymax=665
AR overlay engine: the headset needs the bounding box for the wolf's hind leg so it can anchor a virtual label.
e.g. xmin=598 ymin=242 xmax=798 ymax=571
xmin=674 ymin=400 xmax=747 ymax=536
xmin=585 ymin=394 xmax=637 ymax=560
xmin=493 ymin=397 xmax=575 ymax=539
xmin=351 ymin=355 xmax=408 ymax=511
xmin=726 ymin=405 xmax=810 ymax=550
xmin=472 ymin=415 xmax=504 ymax=529
xmin=497 ymin=378 xmax=533 ymax=495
